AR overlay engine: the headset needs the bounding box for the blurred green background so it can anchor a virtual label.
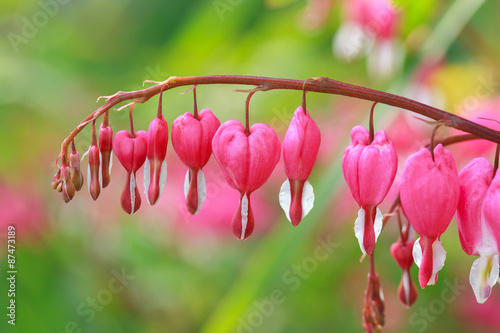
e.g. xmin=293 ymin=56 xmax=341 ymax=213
xmin=1 ymin=0 xmax=500 ymax=332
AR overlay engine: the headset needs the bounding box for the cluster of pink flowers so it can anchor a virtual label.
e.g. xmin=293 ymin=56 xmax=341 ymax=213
xmin=53 ymin=98 xmax=322 ymax=241
xmin=342 ymin=123 xmax=500 ymax=305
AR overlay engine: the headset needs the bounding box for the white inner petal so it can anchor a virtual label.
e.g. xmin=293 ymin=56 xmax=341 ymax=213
xmin=195 ymin=170 xmax=206 ymax=215
xmin=469 ymin=254 xmax=499 ymax=304
xmin=98 ymin=151 xmax=103 ymax=188
xmin=412 ymin=237 xmax=423 ymax=268
xmin=87 ymin=163 xmax=91 ymax=194
xmin=143 ymin=158 xmax=151 ymax=205
xmin=240 ymin=193 xmax=249 ymax=240
xmin=354 ymin=208 xmax=366 ymax=255
xmin=109 ymin=152 xmax=113 ymax=174
xmin=158 ymin=159 xmax=167 ymax=198
xmin=301 ymin=180 xmax=315 ymax=219
xmin=402 ymin=270 xmax=410 ymax=305
xmin=430 ymin=239 xmax=446 ymax=285
xmin=183 ymin=170 xmax=190 ymax=199
xmin=130 ymin=172 xmax=136 ymax=215
xmin=278 ymin=179 xmax=315 ymax=224
xmin=374 ymin=208 xmax=383 ymax=243
xmin=279 ymin=180 xmax=292 ymax=222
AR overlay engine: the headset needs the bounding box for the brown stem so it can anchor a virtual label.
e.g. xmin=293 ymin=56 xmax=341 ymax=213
xmin=58 ymin=75 xmax=500 ymax=161
xmin=369 ymin=102 xmax=377 ymax=144
xmin=245 ymin=91 xmax=256 ymax=136
xmin=193 ymin=85 xmax=198 ymax=119
xmin=103 ymin=110 xmax=109 ymax=127
xmin=129 ymin=104 xmax=135 ymax=137
xmin=494 ymin=144 xmax=500 ymax=177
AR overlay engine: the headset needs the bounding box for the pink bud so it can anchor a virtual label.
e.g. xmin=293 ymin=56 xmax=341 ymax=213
xmin=87 ymin=144 xmax=101 ymax=201
xmin=172 ymin=109 xmax=220 ymax=215
xmin=400 ymin=144 xmax=459 ymax=288
xmin=483 ymin=171 xmax=500 ymax=255
xmin=99 ymin=122 xmax=113 ymax=188
xmin=69 ymin=142 xmax=84 ymax=191
xmin=113 ymin=130 xmax=148 ymax=214
xmin=391 ymin=238 xmax=418 ymax=307
xmin=212 ymin=120 xmax=280 ymax=240
xmin=144 ymin=115 xmax=168 ymax=206
xmin=363 ymin=272 xmax=385 ymax=332
xmin=52 ymin=168 xmax=61 ymax=190
xmin=280 ymin=106 xmax=321 ymax=226
xmin=342 ymin=125 xmax=397 ymax=254
xmin=60 ymin=163 xmax=75 ymax=203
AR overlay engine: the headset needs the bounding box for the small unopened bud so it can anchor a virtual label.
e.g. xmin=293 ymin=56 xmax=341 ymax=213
xmin=69 ymin=142 xmax=84 ymax=191
xmin=99 ymin=117 xmax=113 ymax=188
xmin=61 ymin=164 xmax=75 ymax=203
xmin=363 ymin=272 xmax=385 ymax=333
xmin=52 ymin=169 xmax=61 ymax=190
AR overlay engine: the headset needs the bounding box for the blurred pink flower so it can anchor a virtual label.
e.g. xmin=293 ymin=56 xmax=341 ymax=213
xmin=0 ymin=182 xmax=49 ymax=245
xmin=333 ymin=0 xmax=403 ymax=79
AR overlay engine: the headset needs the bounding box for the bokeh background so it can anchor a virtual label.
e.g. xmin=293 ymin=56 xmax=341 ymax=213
xmin=1 ymin=0 xmax=500 ymax=332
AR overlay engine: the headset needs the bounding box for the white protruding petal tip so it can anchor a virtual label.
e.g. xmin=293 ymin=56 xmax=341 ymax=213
xmin=159 ymin=159 xmax=167 ymax=197
xmin=429 ymin=239 xmax=446 ymax=286
xmin=279 ymin=180 xmax=292 ymax=222
xmin=301 ymin=180 xmax=315 ymax=219
xmin=469 ymin=254 xmax=499 ymax=304
xmin=143 ymin=158 xmax=151 ymax=206
xmin=412 ymin=238 xmax=422 ymax=268
xmin=241 ymin=193 xmax=249 ymax=240
xmin=195 ymin=169 xmax=206 ymax=215
xmin=130 ymin=172 xmax=136 ymax=215
xmin=354 ymin=208 xmax=367 ymax=255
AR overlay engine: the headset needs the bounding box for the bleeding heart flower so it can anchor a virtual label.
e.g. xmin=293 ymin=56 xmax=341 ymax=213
xmin=342 ymin=125 xmax=397 ymax=255
xmin=143 ymin=115 xmax=168 ymax=206
xmin=99 ymin=112 xmax=113 ymax=188
xmin=279 ymin=106 xmax=321 ymax=226
xmin=400 ymin=144 xmax=459 ymax=289
xmin=113 ymin=130 xmax=148 ymax=214
xmin=212 ymin=120 xmax=280 ymax=240
xmin=172 ymin=108 xmax=220 ymax=215
xmin=457 ymin=158 xmax=499 ymax=303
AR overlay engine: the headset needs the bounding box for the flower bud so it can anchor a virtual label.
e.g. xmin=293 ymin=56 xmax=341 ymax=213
xmin=279 ymin=106 xmax=321 ymax=226
xmin=69 ymin=141 xmax=84 ymax=191
xmin=391 ymin=237 xmax=418 ymax=307
xmin=99 ymin=119 xmax=113 ymax=188
xmin=60 ymin=163 xmax=75 ymax=203
xmin=144 ymin=115 xmax=168 ymax=206
xmin=212 ymin=120 xmax=280 ymax=240
xmin=172 ymin=109 xmax=220 ymax=215
xmin=87 ymin=144 xmax=101 ymax=201
xmin=363 ymin=272 xmax=385 ymax=332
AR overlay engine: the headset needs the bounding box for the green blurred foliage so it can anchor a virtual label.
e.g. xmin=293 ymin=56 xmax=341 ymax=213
xmin=1 ymin=0 xmax=500 ymax=333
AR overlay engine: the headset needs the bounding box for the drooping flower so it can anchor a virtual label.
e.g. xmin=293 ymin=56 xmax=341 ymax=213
xmin=333 ymin=0 xmax=403 ymax=79
xmin=457 ymin=157 xmax=499 ymax=303
xmin=212 ymin=120 xmax=280 ymax=240
xmin=143 ymin=114 xmax=169 ymax=206
xmin=363 ymin=271 xmax=385 ymax=332
xmin=172 ymin=109 xmax=220 ymax=215
xmin=400 ymin=144 xmax=459 ymax=289
xmin=113 ymin=129 xmax=148 ymax=214
xmin=342 ymin=125 xmax=397 ymax=255
xmin=279 ymin=106 xmax=321 ymax=226
xmin=390 ymin=233 xmax=418 ymax=307
xmin=99 ymin=111 xmax=113 ymax=188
